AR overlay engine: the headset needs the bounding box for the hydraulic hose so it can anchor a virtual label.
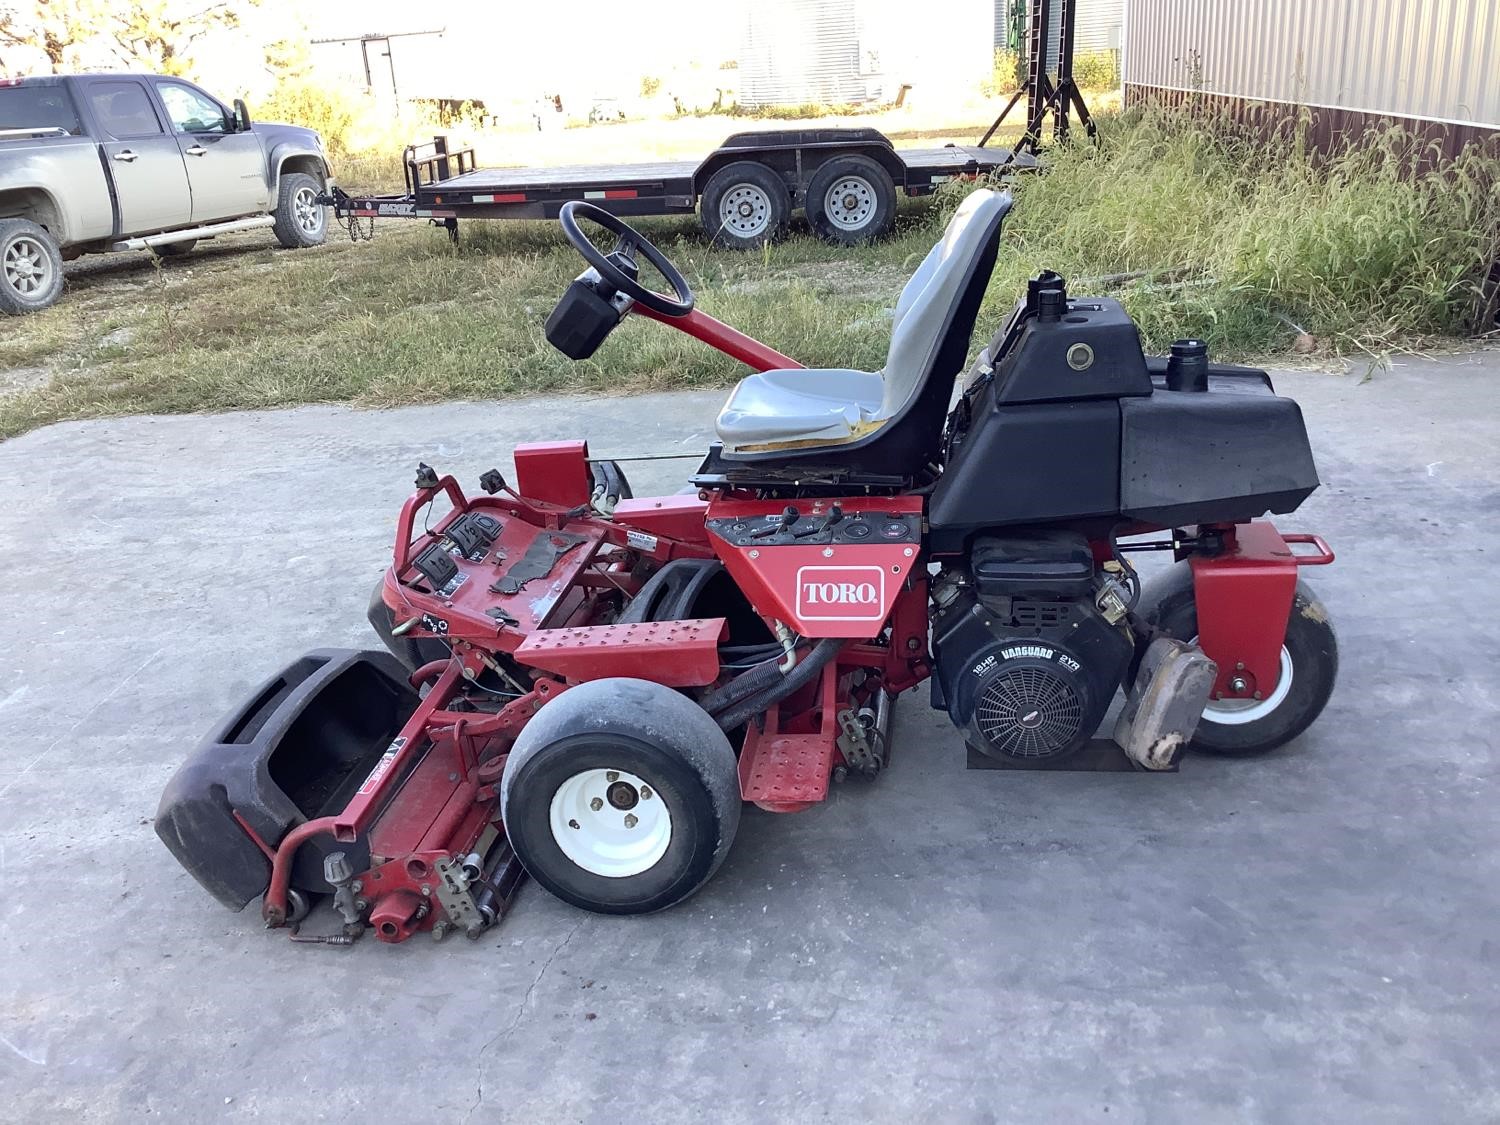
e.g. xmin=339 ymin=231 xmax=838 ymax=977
xmin=700 ymin=651 xmax=788 ymax=716
xmin=714 ymin=637 xmax=844 ymax=732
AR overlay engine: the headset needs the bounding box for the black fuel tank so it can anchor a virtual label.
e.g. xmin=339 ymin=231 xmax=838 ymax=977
xmin=931 ymin=287 xmax=1320 ymax=542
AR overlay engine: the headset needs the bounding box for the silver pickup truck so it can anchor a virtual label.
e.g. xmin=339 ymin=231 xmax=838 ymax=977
xmin=0 ymin=73 xmax=333 ymax=314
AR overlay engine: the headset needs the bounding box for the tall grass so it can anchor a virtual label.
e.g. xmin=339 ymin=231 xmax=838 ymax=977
xmin=968 ymin=106 xmax=1500 ymax=353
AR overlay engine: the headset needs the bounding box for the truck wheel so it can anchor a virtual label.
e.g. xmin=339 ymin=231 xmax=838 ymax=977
xmin=805 ymin=155 xmax=896 ymax=245
xmin=500 ymin=678 xmax=741 ymax=915
xmin=153 ymin=240 xmax=197 ymax=258
xmin=0 ymin=218 xmax=64 ymax=314
xmin=272 ymin=172 xmax=327 ymax=249
xmin=700 ymin=161 xmax=790 ymax=249
xmin=1138 ymin=565 xmax=1339 ymax=755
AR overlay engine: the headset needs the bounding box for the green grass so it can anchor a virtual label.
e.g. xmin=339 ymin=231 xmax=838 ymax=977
xmin=2 ymin=106 xmax=1496 ymax=441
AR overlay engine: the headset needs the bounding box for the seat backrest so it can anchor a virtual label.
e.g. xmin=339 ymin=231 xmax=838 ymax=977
xmin=879 ymin=188 xmax=1012 ymax=417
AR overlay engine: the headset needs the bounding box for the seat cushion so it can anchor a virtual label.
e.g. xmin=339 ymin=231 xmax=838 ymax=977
xmin=716 ymin=367 xmax=885 ymax=451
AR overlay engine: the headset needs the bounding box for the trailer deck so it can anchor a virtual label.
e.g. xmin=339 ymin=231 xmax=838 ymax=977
xmin=328 ymin=129 xmax=1038 ymax=246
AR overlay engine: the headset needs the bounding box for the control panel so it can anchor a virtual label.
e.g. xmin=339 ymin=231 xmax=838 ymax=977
xmin=706 ymin=504 xmax=921 ymax=549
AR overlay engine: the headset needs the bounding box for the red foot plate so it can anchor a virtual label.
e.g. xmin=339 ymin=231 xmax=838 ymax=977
xmin=738 ymin=730 xmax=837 ymax=811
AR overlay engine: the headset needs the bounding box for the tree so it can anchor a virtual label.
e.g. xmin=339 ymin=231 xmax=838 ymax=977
xmin=0 ymin=0 xmax=108 ymax=73
xmin=111 ymin=0 xmax=256 ymax=77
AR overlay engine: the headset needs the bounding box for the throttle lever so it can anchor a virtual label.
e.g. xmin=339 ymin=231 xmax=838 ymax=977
xmin=792 ymin=504 xmax=843 ymax=540
xmin=751 ymin=505 xmax=801 ymax=539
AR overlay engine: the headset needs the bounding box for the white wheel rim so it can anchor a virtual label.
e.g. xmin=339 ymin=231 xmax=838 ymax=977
xmin=824 ymin=175 xmax=876 ymax=231
xmin=548 ymin=767 xmax=672 ymax=878
xmin=4 ymin=235 xmax=52 ymax=296
xmin=1198 ymin=642 xmax=1294 ymax=725
xmin=294 ymin=187 xmax=324 ymax=235
xmin=719 ymin=183 xmax=772 ymax=238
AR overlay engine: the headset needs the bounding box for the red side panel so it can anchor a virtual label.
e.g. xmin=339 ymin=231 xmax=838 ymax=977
xmin=514 ymin=618 xmax=727 ymax=686
xmin=706 ymin=495 xmax=923 ymax=639
xmin=613 ymin=495 xmax=710 ymax=545
xmin=514 ymin=441 xmax=591 ymax=507
xmin=1190 ymin=521 xmax=1298 ymax=700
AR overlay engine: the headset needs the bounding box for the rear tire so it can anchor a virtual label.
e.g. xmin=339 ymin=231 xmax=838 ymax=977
xmin=272 ymin=171 xmax=327 ymax=249
xmin=500 ymin=679 xmax=741 ymax=914
xmin=805 ymin=155 xmax=897 ymax=245
xmin=700 ymin=161 xmax=791 ymax=249
xmin=1139 ymin=564 xmax=1338 ymax=755
xmin=0 ymin=218 xmax=64 ymax=314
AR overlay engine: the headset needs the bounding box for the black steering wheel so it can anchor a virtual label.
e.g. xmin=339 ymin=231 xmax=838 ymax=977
xmin=558 ymin=201 xmax=694 ymax=318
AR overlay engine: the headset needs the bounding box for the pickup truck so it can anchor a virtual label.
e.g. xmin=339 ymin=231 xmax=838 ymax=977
xmin=0 ymin=73 xmax=333 ymax=314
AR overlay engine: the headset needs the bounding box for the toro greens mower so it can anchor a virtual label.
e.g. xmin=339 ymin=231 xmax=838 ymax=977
xmin=157 ymin=190 xmax=1338 ymax=944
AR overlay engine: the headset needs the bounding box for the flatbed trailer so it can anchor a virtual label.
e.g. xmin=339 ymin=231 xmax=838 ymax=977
xmin=326 ymin=127 xmax=1037 ymax=248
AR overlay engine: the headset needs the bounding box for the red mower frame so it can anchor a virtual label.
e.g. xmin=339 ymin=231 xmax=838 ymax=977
xmin=254 ymin=430 xmax=1331 ymax=942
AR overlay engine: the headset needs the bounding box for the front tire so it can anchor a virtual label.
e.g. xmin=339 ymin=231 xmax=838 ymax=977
xmin=501 ymin=679 xmax=741 ymax=914
xmin=0 ymin=218 xmax=64 ymax=314
xmin=1140 ymin=565 xmax=1338 ymax=755
xmin=272 ymin=171 xmax=327 ymax=249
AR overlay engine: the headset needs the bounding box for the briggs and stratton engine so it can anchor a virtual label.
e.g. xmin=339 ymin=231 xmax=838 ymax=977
xmin=932 ymin=532 xmax=1135 ymax=762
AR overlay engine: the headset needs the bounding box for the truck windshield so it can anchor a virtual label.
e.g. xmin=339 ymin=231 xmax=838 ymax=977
xmin=0 ymin=86 xmax=82 ymax=135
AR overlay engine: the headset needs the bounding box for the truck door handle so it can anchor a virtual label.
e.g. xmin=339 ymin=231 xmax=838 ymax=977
xmin=113 ymin=150 xmax=138 ymax=163
xmin=185 ymin=145 xmax=206 ymax=157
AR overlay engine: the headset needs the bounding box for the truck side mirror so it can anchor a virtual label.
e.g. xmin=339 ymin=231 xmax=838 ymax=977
xmin=233 ymin=98 xmax=252 ymax=132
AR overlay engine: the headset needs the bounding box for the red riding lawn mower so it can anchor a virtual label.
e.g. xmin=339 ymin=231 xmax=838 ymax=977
xmin=157 ymin=190 xmax=1338 ymax=945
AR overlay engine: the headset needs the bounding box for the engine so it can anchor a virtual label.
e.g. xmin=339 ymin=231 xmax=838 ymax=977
xmin=931 ymin=532 xmax=1135 ymax=763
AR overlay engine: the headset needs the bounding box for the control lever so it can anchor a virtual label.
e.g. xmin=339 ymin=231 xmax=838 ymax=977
xmin=751 ymin=505 xmax=800 ymax=539
xmin=793 ymin=503 xmax=843 ymax=539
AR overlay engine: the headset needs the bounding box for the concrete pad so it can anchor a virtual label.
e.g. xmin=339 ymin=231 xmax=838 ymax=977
xmin=1 ymin=350 xmax=1497 ymax=1121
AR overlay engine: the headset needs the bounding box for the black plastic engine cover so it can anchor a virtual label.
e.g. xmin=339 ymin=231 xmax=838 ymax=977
xmin=155 ymin=648 xmax=418 ymax=910
xmin=1118 ymin=390 xmax=1319 ymax=526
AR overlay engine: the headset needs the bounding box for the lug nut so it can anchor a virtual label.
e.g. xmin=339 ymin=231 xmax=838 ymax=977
xmin=624 ymin=814 xmax=639 ymax=829
xmin=605 ymin=771 xmax=619 ymax=782
xmin=639 ymin=786 xmax=652 ymax=800
xmin=590 ymin=797 xmax=603 ymax=811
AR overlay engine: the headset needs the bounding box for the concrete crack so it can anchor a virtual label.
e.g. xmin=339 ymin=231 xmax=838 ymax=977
xmin=464 ymin=918 xmax=585 ymax=1122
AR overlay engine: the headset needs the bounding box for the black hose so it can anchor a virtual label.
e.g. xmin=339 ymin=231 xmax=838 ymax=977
xmin=714 ymin=638 xmax=844 ymax=732
xmin=699 ymin=652 xmax=786 ymax=716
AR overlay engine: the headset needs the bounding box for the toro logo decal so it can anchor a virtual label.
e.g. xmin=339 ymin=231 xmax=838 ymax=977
xmin=795 ymin=565 xmax=886 ymax=622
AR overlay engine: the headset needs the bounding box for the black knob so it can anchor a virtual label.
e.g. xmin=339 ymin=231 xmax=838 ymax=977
xmin=1166 ymin=338 xmax=1209 ymax=392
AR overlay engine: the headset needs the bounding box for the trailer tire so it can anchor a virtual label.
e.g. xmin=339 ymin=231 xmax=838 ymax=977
xmin=0 ymin=218 xmax=64 ymax=314
xmin=700 ymin=161 xmax=790 ymax=249
xmin=501 ymin=678 xmax=741 ymax=915
xmin=272 ymin=172 xmax=327 ymax=249
xmin=805 ymin=155 xmax=896 ymax=245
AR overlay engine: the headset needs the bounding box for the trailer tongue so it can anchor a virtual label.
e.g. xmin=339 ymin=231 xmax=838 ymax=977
xmin=323 ymin=128 xmax=1037 ymax=248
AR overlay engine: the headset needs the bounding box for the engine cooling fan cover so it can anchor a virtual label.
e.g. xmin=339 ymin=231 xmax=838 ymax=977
xmin=970 ymin=650 xmax=1088 ymax=761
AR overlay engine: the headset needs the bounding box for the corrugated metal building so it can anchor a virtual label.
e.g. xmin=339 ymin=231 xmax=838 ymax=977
xmin=1124 ymin=0 xmax=1500 ymax=155
xmin=738 ymin=0 xmax=992 ymax=107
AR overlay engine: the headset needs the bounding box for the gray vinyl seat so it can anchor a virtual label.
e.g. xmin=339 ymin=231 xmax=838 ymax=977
xmin=715 ymin=188 xmax=1012 ymax=455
